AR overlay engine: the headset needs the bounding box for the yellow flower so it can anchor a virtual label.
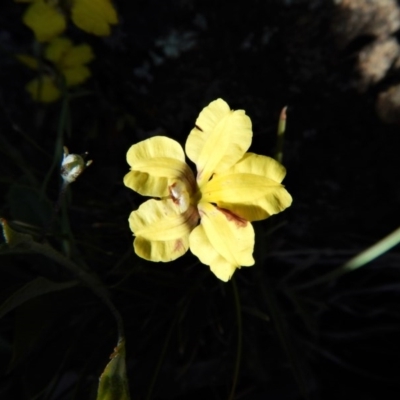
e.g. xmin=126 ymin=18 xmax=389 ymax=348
xmin=123 ymin=99 xmax=293 ymax=282
xmin=15 ymin=0 xmax=118 ymax=42
xmin=18 ymin=37 xmax=94 ymax=102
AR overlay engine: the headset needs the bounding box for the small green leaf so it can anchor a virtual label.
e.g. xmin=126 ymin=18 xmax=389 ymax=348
xmin=97 ymin=339 xmax=130 ymax=400
xmin=1 ymin=218 xmax=35 ymax=248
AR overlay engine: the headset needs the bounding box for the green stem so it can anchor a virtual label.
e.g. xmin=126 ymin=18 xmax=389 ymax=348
xmin=41 ymin=180 xmax=69 ymax=241
xmin=146 ymin=314 xmax=178 ymax=400
xmin=296 ymin=226 xmax=400 ymax=290
xmin=32 ymin=240 xmax=125 ymax=340
xmin=1 ymin=220 xmax=125 ymax=341
xmin=229 ymin=277 xmax=242 ymax=400
xmin=41 ymin=81 xmax=69 ymax=195
xmin=254 ymin=267 xmax=310 ymax=399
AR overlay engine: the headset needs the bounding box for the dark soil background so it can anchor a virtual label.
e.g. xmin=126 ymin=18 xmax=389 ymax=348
xmin=1 ymin=0 xmax=400 ymax=399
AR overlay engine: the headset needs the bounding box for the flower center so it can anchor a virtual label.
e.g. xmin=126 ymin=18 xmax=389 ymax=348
xmin=169 ymin=181 xmax=192 ymax=213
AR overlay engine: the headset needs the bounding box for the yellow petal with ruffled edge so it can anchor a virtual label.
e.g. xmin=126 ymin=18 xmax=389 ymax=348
xmin=189 ymin=224 xmax=237 ymax=281
xmin=71 ymin=0 xmax=118 ymax=36
xmin=195 ymin=201 xmax=255 ymax=268
xmin=62 ymin=66 xmax=91 ymax=86
xmin=227 ymin=153 xmax=287 ymax=182
xmin=129 ymin=199 xmax=199 ymax=262
xmin=23 ymin=1 xmax=66 ymax=42
xmin=202 ymin=153 xmax=293 ymax=221
xmin=185 ymin=99 xmax=252 ymax=186
xmin=26 ymin=76 xmax=60 ymax=103
xmin=124 ymin=136 xmax=196 ymax=198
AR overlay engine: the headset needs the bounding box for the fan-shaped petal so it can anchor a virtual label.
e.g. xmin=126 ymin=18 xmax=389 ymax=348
xmin=63 ymin=65 xmax=91 ymax=86
xmin=202 ymin=174 xmax=292 ymax=221
xmin=45 ymin=37 xmax=72 ymax=64
xmin=61 ymin=44 xmax=94 ymax=67
xmin=225 ymin=153 xmax=287 ymax=182
xmin=23 ymin=1 xmax=66 ymax=42
xmin=189 ymin=224 xmax=237 ymax=282
xmin=71 ymin=0 xmax=118 ymax=36
xmin=185 ymin=99 xmax=252 ymax=186
xmin=124 ymin=136 xmax=195 ymax=197
xmin=26 ymin=76 xmax=60 ymax=103
xmin=196 ymin=201 xmax=255 ymax=267
xmin=129 ymin=199 xmax=199 ymax=262
xmin=205 ymin=153 xmax=293 ymax=220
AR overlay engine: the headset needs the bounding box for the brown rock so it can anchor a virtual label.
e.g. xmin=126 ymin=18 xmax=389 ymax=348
xmin=356 ymin=37 xmax=400 ymax=92
xmin=332 ymin=0 xmax=400 ymax=49
xmin=376 ymin=84 xmax=400 ymax=124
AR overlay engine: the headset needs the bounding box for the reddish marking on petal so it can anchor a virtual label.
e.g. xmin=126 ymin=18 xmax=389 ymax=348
xmin=216 ymin=207 xmax=248 ymax=228
xmin=185 ymin=206 xmax=200 ymax=227
xmin=173 ymin=239 xmax=185 ymax=253
xmin=168 ymin=183 xmax=179 ymax=205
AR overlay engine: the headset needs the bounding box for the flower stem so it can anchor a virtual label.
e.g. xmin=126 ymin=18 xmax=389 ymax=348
xmin=41 ymin=78 xmax=69 ymax=195
xmin=1 ymin=218 xmax=125 ymax=341
xmin=254 ymin=266 xmax=311 ymax=399
xmin=146 ymin=313 xmax=178 ymax=400
xmin=41 ymin=180 xmax=69 ymax=241
xmin=229 ymin=276 xmax=242 ymax=400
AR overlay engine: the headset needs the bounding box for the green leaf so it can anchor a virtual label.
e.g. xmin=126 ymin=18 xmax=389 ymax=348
xmin=296 ymin=225 xmax=400 ymax=290
xmin=97 ymin=339 xmax=130 ymax=400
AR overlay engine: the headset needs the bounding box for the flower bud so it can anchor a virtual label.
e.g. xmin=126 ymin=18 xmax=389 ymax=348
xmin=61 ymin=146 xmax=92 ymax=184
xmin=97 ymin=339 xmax=130 ymax=400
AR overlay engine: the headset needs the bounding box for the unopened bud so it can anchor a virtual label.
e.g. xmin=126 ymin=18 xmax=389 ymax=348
xmin=97 ymin=339 xmax=130 ymax=400
xmin=61 ymin=146 xmax=92 ymax=184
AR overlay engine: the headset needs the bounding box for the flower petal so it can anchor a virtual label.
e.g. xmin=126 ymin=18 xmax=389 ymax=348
xmin=185 ymin=99 xmax=252 ymax=186
xmin=44 ymin=38 xmax=93 ymax=86
xmin=60 ymin=44 xmax=94 ymax=67
xmin=63 ymin=66 xmax=91 ymax=86
xmin=195 ymin=201 xmax=255 ymax=268
xmin=226 ymin=153 xmax=287 ymax=182
xmin=45 ymin=37 xmax=72 ymax=64
xmin=26 ymin=76 xmax=60 ymax=103
xmin=71 ymin=0 xmax=118 ymax=36
xmin=23 ymin=1 xmax=66 ymax=42
xmin=189 ymin=224 xmax=237 ymax=282
xmin=124 ymin=136 xmax=196 ymax=198
xmin=129 ymin=199 xmax=199 ymax=262
xmin=202 ymin=153 xmax=292 ymax=221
